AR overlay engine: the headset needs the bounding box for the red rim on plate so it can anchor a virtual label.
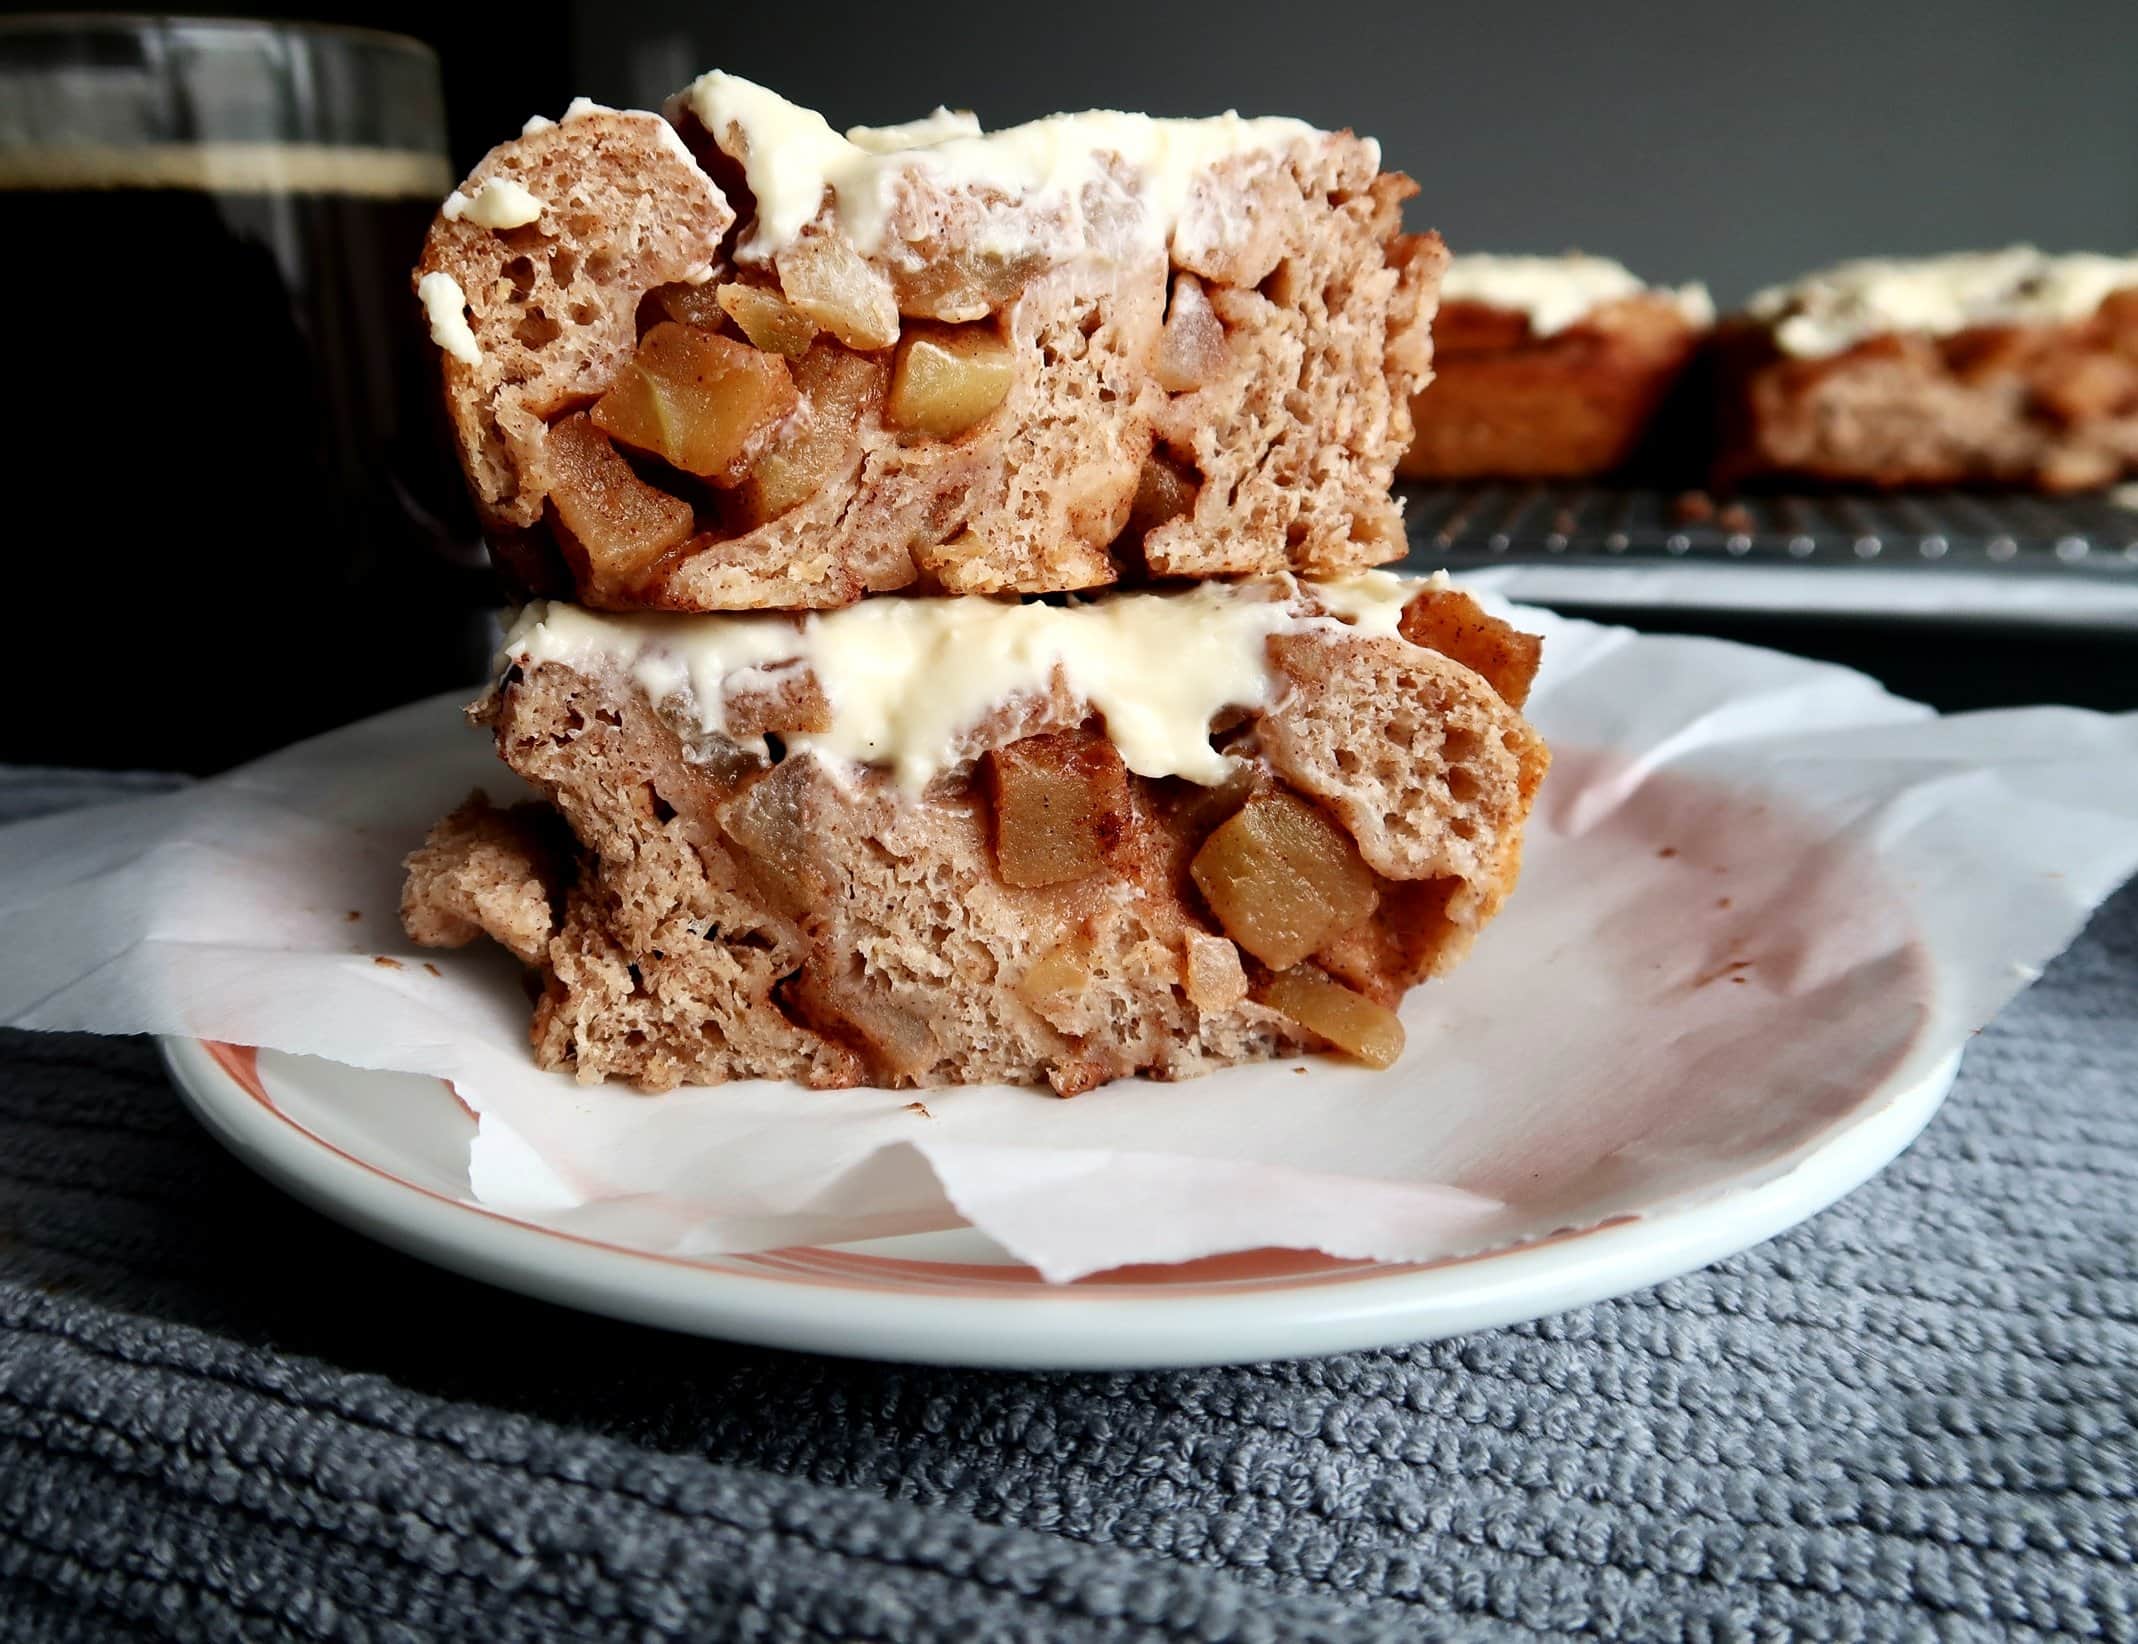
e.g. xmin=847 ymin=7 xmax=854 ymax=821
xmin=201 ymin=1040 xmax=1461 ymax=1296
xmin=165 ymin=1036 xmax=1961 ymax=1367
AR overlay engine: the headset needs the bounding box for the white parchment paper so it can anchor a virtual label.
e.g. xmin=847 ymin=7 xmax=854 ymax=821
xmin=3 ymin=591 xmax=2134 ymax=1281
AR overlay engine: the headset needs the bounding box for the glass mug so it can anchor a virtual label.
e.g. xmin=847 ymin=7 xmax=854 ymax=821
xmin=0 ymin=15 xmax=493 ymax=771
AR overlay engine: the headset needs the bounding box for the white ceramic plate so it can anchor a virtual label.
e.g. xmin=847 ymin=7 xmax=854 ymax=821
xmin=163 ymin=1034 xmax=1959 ymax=1369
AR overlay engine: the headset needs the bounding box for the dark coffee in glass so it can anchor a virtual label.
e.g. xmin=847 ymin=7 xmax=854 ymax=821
xmin=0 ymin=18 xmax=492 ymax=771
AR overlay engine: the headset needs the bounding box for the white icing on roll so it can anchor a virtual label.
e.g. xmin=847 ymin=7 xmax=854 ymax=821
xmin=1749 ymin=246 xmax=2138 ymax=358
xmin=442 ymin=177 xmax=544 ymax=230
xmin=502 ymin=572 xmax=1423 ymax=793
xmin=416 ymin=271 xmax=481 ymax=365
xmin=679 ymin=70 xmax=1325 ymax=261
xmin=1439 ymin=254 xmax=1714 ymax=336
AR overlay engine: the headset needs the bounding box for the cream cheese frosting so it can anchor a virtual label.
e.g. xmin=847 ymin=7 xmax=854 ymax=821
xmin=1749 ymin=246 xmax=2138 ymax=358
xmin=416 ymin=271 xmax=480 ymax=365
xmin=1438 ymin=253 xmax=1715 ymax=336
xmin=502 ymin=572 xmax=1428 ymax=793
xmin=442 ymin=176 xmax=544 ymax=230
xmin=678 ymin=70 xmax=1325 ymax=260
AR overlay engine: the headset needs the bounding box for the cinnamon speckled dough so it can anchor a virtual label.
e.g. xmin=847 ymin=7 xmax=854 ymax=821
xmin=411 ymin=110 xmax=732 ymax=563
xmin=403 ymin=588 xmax=1546 ymax=1093
xmin=416 ymin=99 xmax=1444 ymax=610
xmin=1713 ymin=289 xmax=2138 ymax=492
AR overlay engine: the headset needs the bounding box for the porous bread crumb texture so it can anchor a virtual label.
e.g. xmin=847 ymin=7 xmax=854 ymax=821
xmin=1713 ymin=288 xmax=2138 ymax=492
xmin=401 ymin=589 xmax=1549 ymax=1093
xmin=1261 ymin=627 xmax=1546 ymax=986
xmin=1400 ymin=293 xmax=1708 ymax=481
xmin=418 ymin=110 xmax=1444 ymax=609
xmin=399 ymin=794 xmax=572 ymax=965
xmin=414 ymin=111 xmax=733 ymax=535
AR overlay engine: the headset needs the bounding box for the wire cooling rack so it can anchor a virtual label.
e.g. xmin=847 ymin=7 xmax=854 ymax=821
xmin=1399 ymin=484 xmax=2138 ymax=627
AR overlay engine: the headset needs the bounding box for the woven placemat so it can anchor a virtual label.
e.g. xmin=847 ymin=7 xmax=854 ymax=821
xmin=2 ymin=769 xmax=2131 ymax=1642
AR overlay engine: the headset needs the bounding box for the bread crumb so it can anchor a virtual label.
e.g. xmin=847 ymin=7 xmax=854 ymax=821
xmin=346 ymin=909 xmax=362 ymax=922
xmin=904 ymin=1101 xmax=933 ymax=1118
xmin=1691 ymin=957 xmax=1753 ymax=989
xmin=423 ymin=962 xmax=443 ymax=978
xmin=1657 ymin=846 xmax=1679 ymax=859
xmin=373 ymin=956 xmax=404 ymax=970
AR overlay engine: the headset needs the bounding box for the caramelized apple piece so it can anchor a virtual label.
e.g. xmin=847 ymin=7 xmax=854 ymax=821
xmin=591 ymin=322 xmax=798 ymax=484
xmin=734 ymin=341 xmax=888 ymax=526
xmin=1181 ymin=930 xmax=1247 ymax=1013
xmin=652 ymin=280 xmax=728 ymax=332
xmin=892 ymin=249 xmax=1049 ymax=322
xmin=1313 ymin=877 xmax=1460 ymax=998
xmin=1190 ymin=789 xmax=1378 ymax=970
xmin=792 ymin=963 xmax=939 ymax=1079
xmin=1156 ymin=273 xmax=1227 ymax=393
xmin=1259 ymin=966 xmax=1406 ymax=1069
xmin=543 ymin=413 xmax=695 ymax=592
xmin=1017 ymin=938 xmax=1094 ymax=1006
xmin=1942 ymin=323 xmax=2056 ymax=384
xmin=985 ymin=730 xmax=1131 ymax=888
xmin=1398 ymin=585 xmax=1543 ymax=709
xmin=717 ymin=282 xmax=819 ymax=357
xmin=911 ymin=529 xmax=990 ymax=584
xmin=888 ymin=324 xmax=1016 ymax=438
xmin=719 ymin=761 xmax=827 ymax=909
xmin=1128 ymin=452 xmax=1199 ymax=535
xmin=775 ymin=231 xmax=899 ymax=350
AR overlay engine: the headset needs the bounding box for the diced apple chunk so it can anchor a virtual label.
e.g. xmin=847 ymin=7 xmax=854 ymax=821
xmin=1129 ymin=451 xmax=1199 ymax=534
xmin=543 ymin=413 xmax=695 ymax=592
xmin=719 ymin=761 xmax=826 ymax=909
xmin=911 ymin=529 xmax=991 ymax=585
xmin=1259 ymin=966 xmax=1406 ymax=1069
xmin=888 ymin=325 xmax=1015 ymax=438
xmin=893 ymin=249 xmax=1049 ymax=322
xmin=733 ymin=341 xmax=888 ymax=526
xmin=1181 ymin=930 xmax=1247 ymax=1013
xmin=1017 ymin=938 xmax=1094 ymax=1006
xmin=985 ymin=730 xmax=1131 ymax=888
xmin=652 ymin=280 xmax=728 ymax=332
xmin=793 ymin=963 xmax=939 ymax=1079
xmin=776 ymin=231 xmax=899 ymax=350
xmin=591 ymin=321 xmax=798 ymax=484
xmin=717 ymin=282 xmax=819 ymax=357
xmin=1156 ymin=273 xmax=1228 ymax=393
xmin=1190 ymin=789 xmax=1378 ymax=970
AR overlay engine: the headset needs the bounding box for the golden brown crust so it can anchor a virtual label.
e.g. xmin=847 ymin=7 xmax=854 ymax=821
xmin=1399 ymin=293 xmax=1705 ymax=481
xmin=1711 ymin=288 xmax=2138 ymax=491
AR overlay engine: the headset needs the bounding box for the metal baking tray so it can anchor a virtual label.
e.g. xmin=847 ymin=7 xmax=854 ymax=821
xmin=1398 ymin=484 xmax=2138 ymax=630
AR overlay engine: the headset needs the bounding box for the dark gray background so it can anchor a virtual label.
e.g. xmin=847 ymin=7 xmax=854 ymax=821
xmin=566 ymin=0 xmax=2138 ymax=306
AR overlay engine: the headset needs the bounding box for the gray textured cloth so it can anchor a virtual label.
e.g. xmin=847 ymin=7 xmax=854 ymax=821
xmin=0 ymin=768 xmax=2132 ymax=1643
